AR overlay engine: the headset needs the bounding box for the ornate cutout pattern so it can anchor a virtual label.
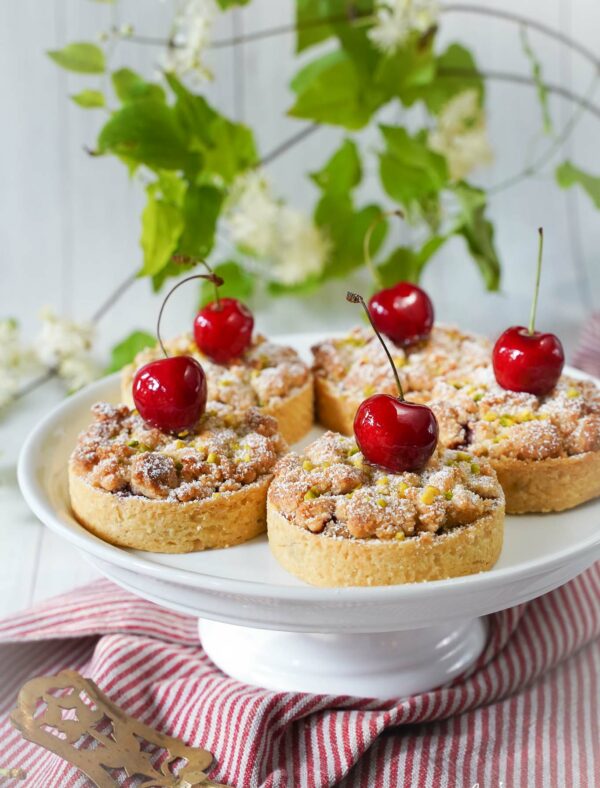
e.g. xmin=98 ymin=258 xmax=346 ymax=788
xmin=10 ymin=670 xmax=228 ymax=787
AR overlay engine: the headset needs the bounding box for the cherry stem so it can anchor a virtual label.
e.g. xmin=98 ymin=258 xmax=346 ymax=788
xmin=363 ymin=209 xmax=405 ymax=289
xmin=346 ymin=291 xmax=405 ymax=401
xmin=172 ymin=255 xmax=222 ymax=308
xmin=528 ymin=228 xmax=544 ymax=335
xmin=157 ymin=273 xmax=223 ymax=358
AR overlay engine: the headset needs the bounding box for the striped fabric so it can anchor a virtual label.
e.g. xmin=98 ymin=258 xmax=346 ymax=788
xmin=0 ymin=567 xmax=598 ymax=788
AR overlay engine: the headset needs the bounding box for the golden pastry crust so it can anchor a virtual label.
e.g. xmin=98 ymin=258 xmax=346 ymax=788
xmin=121 ymin=332 xmax=313 ymax=444
xmin=267 ymin=432 xmax=505 ymax=585
xmin=70 ymin=469 xmax=271 ymax=552
xmin=267 ymin=502 xmax=504 ymax=587
xmin=491 ymin=452 xmax=600 ymax=514
xmin=69 ymin=402 xmax=286 ymax=552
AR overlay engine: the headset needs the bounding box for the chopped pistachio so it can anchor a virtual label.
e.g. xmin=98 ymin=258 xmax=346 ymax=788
xmin=302 ymin=460 xmax=314 ymax=472
xmin=347 ymin=445 xmax=360 ymax=456
xmin=177 ymin=430 xmax=189 ymax=438
xmin=473 ymin=392 xmax=484 ymax=402
xmin=567 ymin=387 xmax=580 ymax=399
xmin=499 ymin=415 xmax=515 ymax=427
xmin=483 ymin=411 xmax=498 ymax=422
xmin=456 ymin=451 xmax=471 ymax=462
xmin=420 ymin=485 xmax=441 ymax=505
xmin=127 ymin=439 xmax=139 ymax=448
xmin=304 ymin=488 xmax=319 ymax=501
xmin=470 ymin=462 xmax=480 ymax=475
xmin=376 ymin=476 xmax=389 ymax=487
xmin=363 ymin=384 xmax=375 ymax=397
xmin=376 ymin=498 xmax=387 ymax=508
xmin=207 ymin=452 xmax=218 ymax=464
xmin=444 ymin=490 xmax=454 ymax=500
xmin=395 ymin=531 xmax=405 ymax=541
xmin=396 ymin=481 xmax=408 ymax=497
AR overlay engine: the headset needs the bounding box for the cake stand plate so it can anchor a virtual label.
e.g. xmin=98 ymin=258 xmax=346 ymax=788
xmin=18 ymin=334 xmax=600 ymax=699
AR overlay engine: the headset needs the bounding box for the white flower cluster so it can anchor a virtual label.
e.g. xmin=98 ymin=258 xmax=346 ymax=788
xmin=428 ymin=89 xmax=493 ymax=181
xmin=0 ymin=310 xmax=98 ymax=414
xmin=369 ymin=0 xmax=439 ymax=54
xmin=36 ymin=308 xmax=97 ymax=393
xmin=227 ymin=172 xmax=330 ymax=286
xmin=164 ymin=0 xmax=218 ymax=82
xmin=0 ymin=319 xmax=33 ymax=411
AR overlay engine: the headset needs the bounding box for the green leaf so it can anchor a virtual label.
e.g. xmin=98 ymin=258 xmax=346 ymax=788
xmin=166 ymin=74 xmax=257 ymax=181
xmin=452 ymin=183 xmax=501 ymax=290
xmin=378 ymin=126 xmax=448 ymax=208
xmin=375 ymin=33 xmax=436 ymax=106
xmin=98 ymin=99 xmax=197 ymax=171
xmin=202 ymin=117 xmax=257 ymax=183
xmin=310 ymin=138 xmax=361 ymax=194
xmin=216 ymin=0 xmax=251 ymax=6
xmin=105 ymin=331 xmax=156 ymax=374
xmin=48 ymin=42 xmax=105 ymax=74
xmin=556 ymin=161 xmax=600 ymax=209
xmin=112 ymin=68 xmax=165 ymax=103
xmin=70 ymin=89 xmax=105 ymax=108
xmin=295 ymin=0 xmax=374 ymax=53
xmin=199 ymin=261 xmax=254 ymax=306
xmin=416 ymin=43 xmax=484 ymax=113
xmin=289 ymin=49 xmax=385 ymax=129
xmin=268 ymin=274 xmax=323 ymax=297
xmin=177 ymin=185 xmax=224 ymax=257
xmin=377 ymin=235 xmax=447 ymax=286
xmin=520 ymin=28 xmax=552 ymax=134
xmin=140 ymin=185 xmax=184 ymax=276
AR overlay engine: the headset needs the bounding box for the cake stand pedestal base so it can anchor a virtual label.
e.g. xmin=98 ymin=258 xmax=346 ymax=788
xmin=199 ymin=617 xmax=487 ymax=699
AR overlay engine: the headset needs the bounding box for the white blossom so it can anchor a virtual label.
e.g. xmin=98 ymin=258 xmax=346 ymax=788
xmin=273 ymin=207 xmax=331 ymax=286
xmin=369 ymin=0 xmax=439 ymax=54
xmin=0 ymin=320 xmax=24 ymax=410
xmin=36 ymin=308 xmax=97 ymax=392
xmin=227 ymin=172 xmax=280 ymax=257
xmin=226 ymin=171 xmax=330 ymax=286
xmin=164 ymin=0 xmax=218 ymax=82
xmin=428 ymin=89 xmax=493 ymax=181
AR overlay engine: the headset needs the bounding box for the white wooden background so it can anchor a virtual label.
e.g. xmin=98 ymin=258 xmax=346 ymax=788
xmin=1 ymin=0 xmax=599 ymax=617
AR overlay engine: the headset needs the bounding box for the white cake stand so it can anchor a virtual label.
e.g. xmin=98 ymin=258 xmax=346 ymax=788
xmin=18 ymin=334 xmax=600 ymax=699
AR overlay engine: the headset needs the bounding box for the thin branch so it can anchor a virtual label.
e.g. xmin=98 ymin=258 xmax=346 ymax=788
xmin=442 ymin=4 xmax=600 ymax=72
xmin=439 ymin=67 xmax=600 ymax=121
xmin=256 ymin=123 xmax=320 ymax=167
xmin=12 ymin=369 xmax=58 ymax=405
xmin=91 ymin=271 xmax=138 ymax=323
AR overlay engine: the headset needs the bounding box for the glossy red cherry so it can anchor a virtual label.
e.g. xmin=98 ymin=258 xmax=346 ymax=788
xmin=492 ymin=326 xmax=564 ymax=396
xmin=346 ymin=290 xmax=438 ymax=473
xmin=354 ymin=394 xmax=438 ymax=472
xmin=492 ymin=228 xmax=564 ymax=396
xmin=194 ymin=297 xmax=254 ymax=364
xmin=368 ymin=282 xmax=434 ymax=346
xmin=132 ymin=356 xmax=207 ymax=433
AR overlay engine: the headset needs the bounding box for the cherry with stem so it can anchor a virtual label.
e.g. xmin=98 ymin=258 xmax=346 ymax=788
xmin=363 ymin=212 xmax=435 ymax=347
xmin=346 ymin=291 xmax=438 ymax=473
xmin=492 ymin=227 xmax=565 ymax=396
xmin=132 ymin=272 xmax=222 ymax=434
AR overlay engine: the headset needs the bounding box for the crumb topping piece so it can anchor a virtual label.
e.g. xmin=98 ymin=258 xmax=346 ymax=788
xmin=129 ymin=332 xmax=310 ymax=409
xmin=312 ymin=325 xmax=491 ymax=401
xmin=71 ymin=402 xmax=286 ymax=501
xmin=427 ymin=367 xmax=600 ymax=461
xmin=268 ymin=432 xmax=503 ymax=541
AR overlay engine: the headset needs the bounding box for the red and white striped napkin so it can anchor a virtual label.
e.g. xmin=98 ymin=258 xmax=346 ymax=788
xmin=0 ymin=570 xmax=598 ymax=787
xmin=0 ymin=323 xmax=599 ymax=787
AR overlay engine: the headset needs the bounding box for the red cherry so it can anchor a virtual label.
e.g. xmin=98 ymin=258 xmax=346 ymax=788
xmin=492 ymin=326 xmax=564 ymax=396
xmin=368 ymin=282 xmax=434 ymax=346
xmin=354 ymin=394 xmax=438 ymax=473
xmin=194 ymin=297 xmax=254 ymax=364
xmin=132 ymin=356 xmax=207 ymax=433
